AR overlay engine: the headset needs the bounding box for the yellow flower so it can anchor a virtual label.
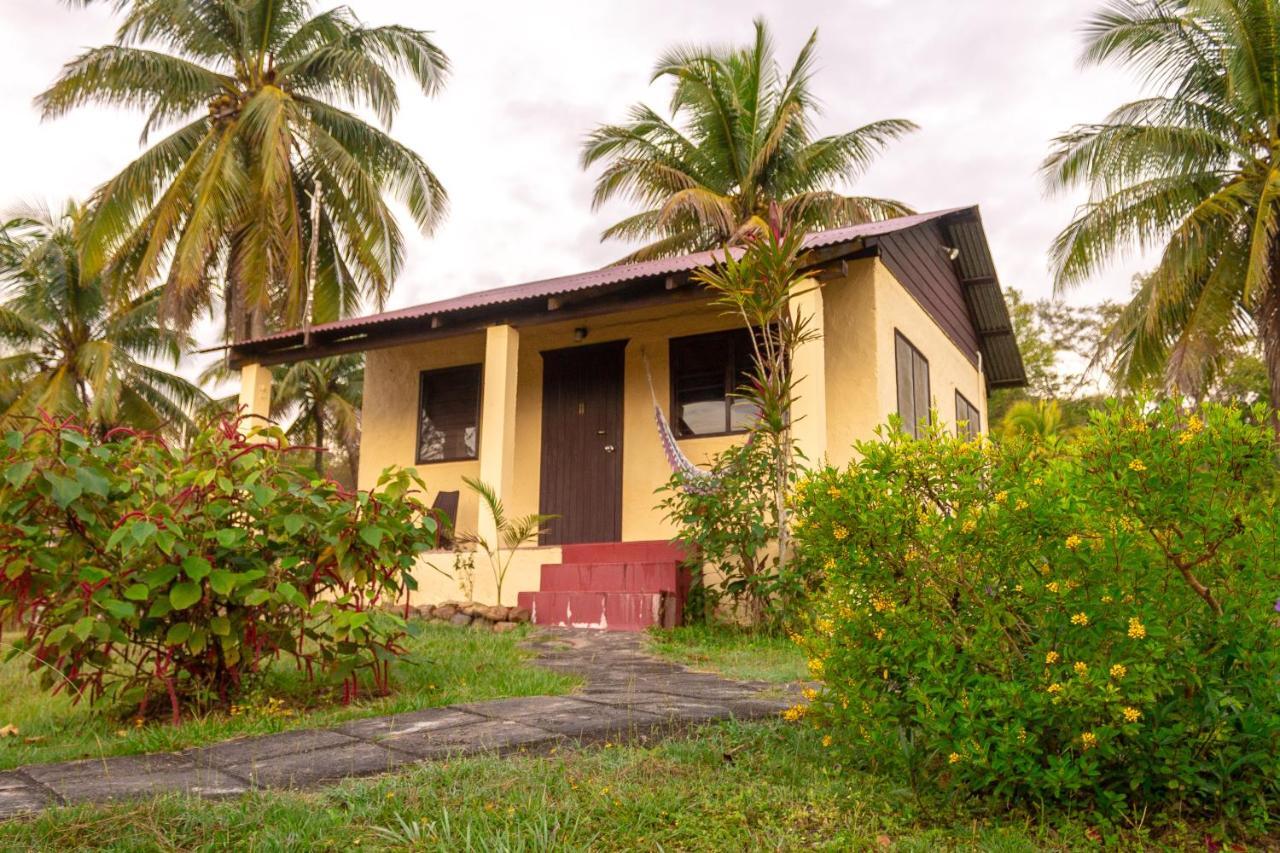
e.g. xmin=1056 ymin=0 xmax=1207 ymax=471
xmin=1121 ymin=706 xmax=1142 ymax=723
xmin=1047 ymin=683 xmax=1063 ymax=694
xmin=1070 ymin=612 xmax=1089 ymax=626
xmin=1101 ymin=595 xmax=1113 ymax=604
xmin=807 ymin=658 xmax=825 ymax=678
xmin=1046 ymin=581 xmax=1061 ymax=594
xmin=1128 ymin=458 xmax=1146 ymax=472
xmin=1014 ymin=584 xmax=1023 ymax=593
xmin=822 ymin=735 xmax=833 ymax=748
xmin=1080 ymin=731 xmax=1098 ymax=750
xmin=1017 ymin=728 xmax=1028 ymax=743
xmin=1065 ymin=534 xmax=1082 ymax=550
xmin=782 ymin=704 xmax=807 ymax=722
xmin=1039 ymin=563 xmax=1051 ymax=576
xmin=1073 ymin=662 xmax=1089 ymax=678
xmin=1127 ymin=617 xmax=1146 ymax=640
xmin=1045 ymin=650 xmax=1060 ymax=665
xmin=1109 ymin=663 xmax=1127 ymax=679
xmin=994 ymin=490 xmax=1008 ymax=504
xmin=815 ymin=617 xmax=834 ymax=636
xmin=948 ymin=752 xmax=962 ymax=765
xmin=832 ymin=525 xmax=848 ymax=541
xmin=961 ymin=518 xmax=977 ymax=534
xmin=827 ymin=485 xmax=842 ymax=498
xmin=802 ymin=687 xmax=819 ymax=702
xmin=873 ymin=628 xmax=886 ymax=641
xmin=823 ymin=556 xmax=837 ymax=571
xmin=1180 ymin=415 xmax=1204 ymax=444
xmin=1014 ymin=499 xmax=1029 ymax=511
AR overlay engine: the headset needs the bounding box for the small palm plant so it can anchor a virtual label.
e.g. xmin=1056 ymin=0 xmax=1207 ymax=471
xmin=458 ymin=477 xmax=555 ymax=605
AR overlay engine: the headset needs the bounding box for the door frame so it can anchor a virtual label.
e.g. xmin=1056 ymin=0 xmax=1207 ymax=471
xmin=537 ymin=339 xmax=627 ymax=545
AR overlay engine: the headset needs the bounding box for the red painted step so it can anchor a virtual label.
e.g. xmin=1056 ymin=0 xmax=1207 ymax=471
xmin=516 ymin=591 xmax=680 ymax=631
xmin=516 ymin=541 xmax=691 ymax=631
xmin=539 ymin=562 xmax=683 ymax=594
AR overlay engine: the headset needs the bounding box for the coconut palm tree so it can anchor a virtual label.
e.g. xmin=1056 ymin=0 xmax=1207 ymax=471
xmin=0 ymin=202 xmax=207 ymax=434
xmin=199 ymin=353 xmax=362 ymax=478
xmin=39 ymin=0 xmax=449 ymax=339
xmin=581 ymin=18 xmax=917 ymax=262
xmin=1043 ymin=0 xmax=1280 ymax=425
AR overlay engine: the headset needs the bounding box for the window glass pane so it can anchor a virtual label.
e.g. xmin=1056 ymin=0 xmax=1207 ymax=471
xmin=912 ymin=351 xmax=930 ymax=435
xmin=671 ymin=329 xmax=759 ymax=436
xmin=895 ymin=335 xmax=914 ymax=435
xmin=417 ymin=364 xmax=481 ymax=463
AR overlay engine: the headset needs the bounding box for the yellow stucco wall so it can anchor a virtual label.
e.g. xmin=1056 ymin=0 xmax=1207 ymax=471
xmin=357 ymin=256 xmax=987 ymax=604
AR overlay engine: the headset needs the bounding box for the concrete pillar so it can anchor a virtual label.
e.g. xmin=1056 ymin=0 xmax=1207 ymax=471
xmin=477 ymin=325 xmax=520 ymax=546
xmin=788 ymin=281 xmax=827 ymax=466
xmin=237 ymin=363 xmax=273 ymax=424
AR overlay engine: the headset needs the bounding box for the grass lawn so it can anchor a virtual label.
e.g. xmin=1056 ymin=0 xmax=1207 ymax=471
xmin=646 ymin=623 xmax=808 ymax=683
xmin=0 ymin=623 xmax=576 ymax=771
xmin=0 ymin=719 xmax=1222 ymax=851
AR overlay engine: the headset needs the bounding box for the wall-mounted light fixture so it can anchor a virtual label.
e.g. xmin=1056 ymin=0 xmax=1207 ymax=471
xmin=573 ymin=327 xmax=588 ymax=342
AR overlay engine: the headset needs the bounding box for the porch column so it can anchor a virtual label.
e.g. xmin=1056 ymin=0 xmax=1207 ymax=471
xmin=477 ymin=324 xmax=520 ymax=545
xmin=237 ymin=362 xmax=273 ymax=424
xmin=788 ymin=281 xmax=827 ymax=466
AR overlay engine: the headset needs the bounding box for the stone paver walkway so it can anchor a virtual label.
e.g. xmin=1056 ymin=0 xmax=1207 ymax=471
xmin=0 ymin=629 xmax=802 ymax=818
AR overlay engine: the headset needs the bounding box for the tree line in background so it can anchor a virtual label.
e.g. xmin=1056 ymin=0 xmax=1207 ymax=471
xmin=6 ymin=0 xmax=1280 ymax=474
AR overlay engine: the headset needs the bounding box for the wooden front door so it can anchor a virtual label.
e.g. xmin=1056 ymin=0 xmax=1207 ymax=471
xmin=538 ymin=340 xmax=626 ymax=545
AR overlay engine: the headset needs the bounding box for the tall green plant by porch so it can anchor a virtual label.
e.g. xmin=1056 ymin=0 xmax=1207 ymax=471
xmin=671 ymin=211 xmax=820 ymax=628
xmin=458 ymin=477 xmax=554 ymax=605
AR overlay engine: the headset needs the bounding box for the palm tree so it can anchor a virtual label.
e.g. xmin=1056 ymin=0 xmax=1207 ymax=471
xmin=40 ymin=0 xmax=449 ymax=338
xmin=581 ymin=18 xmax=917 ymax=262
xmin=199 ymin=353 xmax=362 ymax=478
xmin=1000 ymin=399 xmax=1068 ymax=447
xmin=1043 ymin=0 xmax=1280 ymax=425
xmin=0 ymin=202 xmax=208 ymax=434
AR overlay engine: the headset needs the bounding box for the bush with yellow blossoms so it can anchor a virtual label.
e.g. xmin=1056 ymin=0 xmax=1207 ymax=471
xmin=792 ymin=402 xmax=1280 ymax=827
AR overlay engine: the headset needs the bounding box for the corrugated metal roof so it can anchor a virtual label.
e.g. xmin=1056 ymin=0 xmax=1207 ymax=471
xmin=235 ymin=207 xmax=973 ymax=349
xmin=230 ymin=205 xmax=1026 ymax=388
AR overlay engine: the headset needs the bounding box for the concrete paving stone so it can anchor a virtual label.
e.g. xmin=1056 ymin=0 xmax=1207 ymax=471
xmin=24 ymin=753 xmax=249 ymax=803
xmin=452 ymin=695 xmax=594 ymax=720
xmin=225 ymin=739 xmax=416 ymax=789
xmin=0 ymin=773 xmax=53 ymax=818
xmin=335 ymin=707 xmax=487 ymax=741
xmin=378 ymin=719 xmax=561 ymax=760
xmin=513 ymin=701 xmax=670 ymax=743
xmin=187 ymin=728 xmax=357 ymax=768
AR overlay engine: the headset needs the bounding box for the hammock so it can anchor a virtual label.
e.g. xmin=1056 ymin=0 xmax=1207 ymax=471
xmin=644 ymin=351 xmax=752 ymax=495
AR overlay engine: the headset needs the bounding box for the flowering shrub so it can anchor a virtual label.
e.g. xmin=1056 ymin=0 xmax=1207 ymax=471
xmin=0 ymin=414 xmax=440 ymax=721
xmin=793 ymin=403 xmax=1280 ymax=824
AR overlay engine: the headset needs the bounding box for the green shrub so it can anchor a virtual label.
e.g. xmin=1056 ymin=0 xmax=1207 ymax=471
xmin=0 ymin=414 xmax=440 ymax=721
xmin=793 ymin=402 xmax=1280 ymax=825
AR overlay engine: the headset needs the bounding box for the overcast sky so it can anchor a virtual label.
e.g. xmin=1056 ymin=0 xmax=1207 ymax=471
xmin=1 ymin=0 xmax=1149 ymax=365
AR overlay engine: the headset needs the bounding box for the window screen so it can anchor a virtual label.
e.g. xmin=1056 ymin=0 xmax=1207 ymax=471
xmin=894 ymin=332 xmax=931 ymax=438
xmin=955 ymin=391 xmax=981 ymax=438
xmin=669 ymin=328 xmax=758 ymax=437
xmin=416 ymin=364 xmax=482 ymax=463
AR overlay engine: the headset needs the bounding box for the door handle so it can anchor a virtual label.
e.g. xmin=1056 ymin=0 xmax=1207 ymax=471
xmin=604 ymin=444 xmax=616 ymax=453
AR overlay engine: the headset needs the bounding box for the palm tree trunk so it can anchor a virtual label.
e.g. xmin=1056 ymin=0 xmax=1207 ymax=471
xmin=1265 ymin=240 xmax=1280 ymax=437
xmin=314 ymin=409 xmax=326 ymax=475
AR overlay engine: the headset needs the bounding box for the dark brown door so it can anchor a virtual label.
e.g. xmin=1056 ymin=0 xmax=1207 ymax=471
xmin=538 ymin=340 xmax=626 ymax=544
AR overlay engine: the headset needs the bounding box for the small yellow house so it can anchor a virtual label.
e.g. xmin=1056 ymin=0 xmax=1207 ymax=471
xmin=230 ymin=207 xmax=1025 ymax=624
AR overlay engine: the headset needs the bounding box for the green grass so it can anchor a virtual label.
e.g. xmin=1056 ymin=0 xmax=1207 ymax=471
xmin=0 ymin=720 xmax=1234 ymax=851
xmin=0 ymin=623 xmax=576 ymax=771
xmin=646 ymin=623 xmax=808 ymax=683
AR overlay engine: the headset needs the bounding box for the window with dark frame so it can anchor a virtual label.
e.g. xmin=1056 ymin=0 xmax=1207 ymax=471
xmin=669 ymin=328 xmax=759 ymax=437
xmin=894 ymin=331 xmax=931 ymax=438
xmin=416 ymin=364 xmax=482 ymax=463
xmin=955 ymin=391 xmax=981 ymax=438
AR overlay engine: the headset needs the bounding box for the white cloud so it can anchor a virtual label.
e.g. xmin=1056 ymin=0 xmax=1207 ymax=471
xmin=0 ymin=0 xmax=1153 ymax=364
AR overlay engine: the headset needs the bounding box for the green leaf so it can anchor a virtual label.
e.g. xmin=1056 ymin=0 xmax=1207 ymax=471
xmin=214 ymin=528 xmax=246 ymax=548
xmin=208 ymin=570 xmax=236 ymax=597
xmin=147 ymin=598 xmax=172 ymax=618
xmin=243 ymin=589 xmax=271 ymax=606
xmin=276 ymin=582 xmax=304 ymax=606
xmin=44 ymin=472 xmax=82 ymax=509
xmin=4 ymin=461 xmax=33 ymax=488
xmin=3 ymin=430 xmax=20 ymax=450
xmin=75 ymin=467 xmax=110 ymax=497
xmin=72 ymin=616 xmax=94 ymax=642
xmin=282 ymin=514 xmax=306 ymax=536
xmin=359 ymin=526 xmax=385 ymax=548
xmin=131 ymin=520 xmax=158 ymax=545
xmin=165 ymin=622 xmax=191 ymax=646
xmin=100 ymin=599 xmax=134 ymax=621
xmin=123 ymin=583 xmax=150 ymax=601
xmin=169 ymin=582 xmax=202 ymax=611
xmin=182 ymin=556 xmax=212 ymax=581
xmin=210 ymin=615 xmax=231 ymax=636
xmin=187 ymin=627 xmax=207 ymax=654
xmin=142 ymin=564 xmax=180 ymax=589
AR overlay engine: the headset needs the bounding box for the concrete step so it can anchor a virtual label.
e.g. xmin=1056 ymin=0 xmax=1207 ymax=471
xmin=539 ymin=561 xmax=684 ymax=594
xmin=560 ymin=540 xmax=685 ymax=565
xmin=516 ymin=591 xmax=680 ymax=631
